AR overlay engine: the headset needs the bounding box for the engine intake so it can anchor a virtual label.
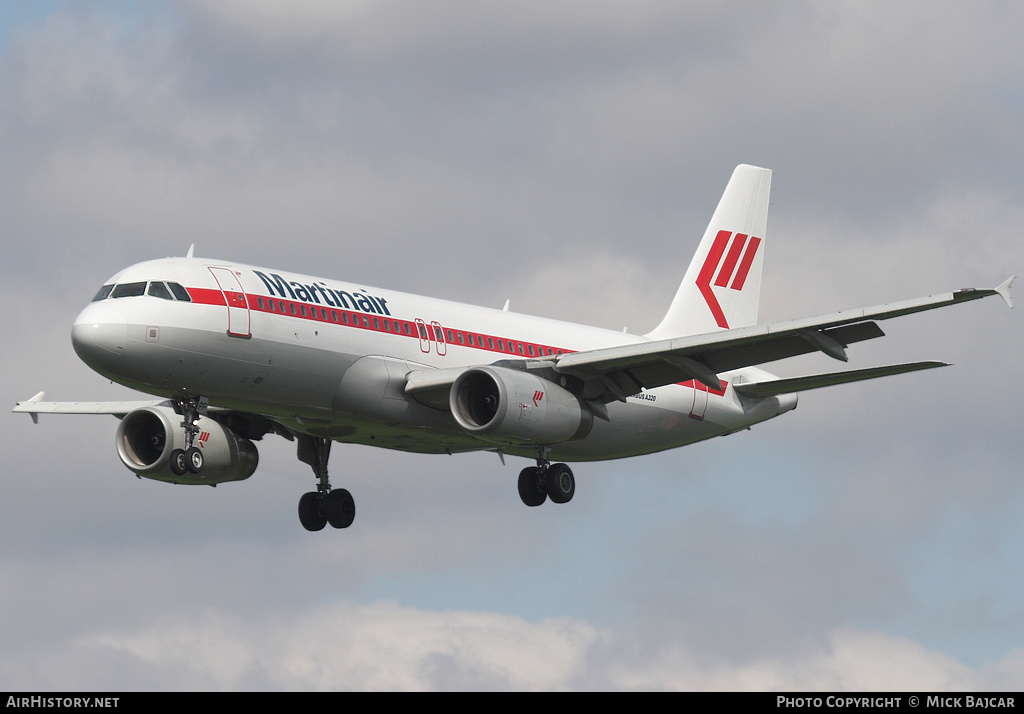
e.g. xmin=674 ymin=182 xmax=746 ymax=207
xmin=450 ymin=366 xmax=593 ymax=445
xmin=116 ymin=405 xmax=259 ymax=484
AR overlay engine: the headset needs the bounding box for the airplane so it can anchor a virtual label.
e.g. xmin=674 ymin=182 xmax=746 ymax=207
xmin=13 ymin=165 xmax=1015 ymax=532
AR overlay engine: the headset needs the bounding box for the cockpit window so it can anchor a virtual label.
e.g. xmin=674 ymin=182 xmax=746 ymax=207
xmin=92 ymin=281 xmax=193 ymax=302
xmin=110 ymin=282 xmax=147 ymax=298
xmin=147 ymin=281 xmax=173 ymax=300
xmin=167 ymin=282 xmax=191 ymax=302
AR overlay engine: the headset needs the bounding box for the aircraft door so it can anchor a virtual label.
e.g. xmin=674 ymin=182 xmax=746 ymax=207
xmin=431 ymin=321 xmax=447 ymax=356
xmin=414 ymin=318 xmax=430 ymax=353
xmin=209 ymin=267 xmax=252 ymax=338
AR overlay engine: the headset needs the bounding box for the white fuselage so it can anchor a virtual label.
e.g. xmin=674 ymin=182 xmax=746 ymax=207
xmin=71 ymin=257 xmax=796 ymax=463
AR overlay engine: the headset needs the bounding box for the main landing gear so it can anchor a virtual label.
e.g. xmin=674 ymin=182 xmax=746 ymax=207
xmin=296 ymin=435 xmax=355 ymax=532
xmin=518 ymin=449 xmax=575 ymax=507
xmin=169 ymin=397 xmax=207 ymax=476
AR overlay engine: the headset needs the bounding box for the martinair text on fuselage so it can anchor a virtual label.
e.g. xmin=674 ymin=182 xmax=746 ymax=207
xmin=253 ymin=270 xmax=392 ymax=317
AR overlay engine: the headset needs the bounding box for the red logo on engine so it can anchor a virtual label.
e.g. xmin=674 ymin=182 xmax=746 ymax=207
xmin=197 ymin=431 xmax=210 ymax=448
xmin=533 ymin=391 xmax=544 ymax=407
xmin=696 ymin=230 xmax=761 ymax=329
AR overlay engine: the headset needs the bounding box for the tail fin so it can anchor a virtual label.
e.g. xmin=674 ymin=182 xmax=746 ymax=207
xmin=646 ymin=164 xmax=772 ymax=339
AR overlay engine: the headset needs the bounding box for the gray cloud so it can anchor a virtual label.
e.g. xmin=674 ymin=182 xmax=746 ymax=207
xmin=2 ymin=0 xmax=1022 ymax=690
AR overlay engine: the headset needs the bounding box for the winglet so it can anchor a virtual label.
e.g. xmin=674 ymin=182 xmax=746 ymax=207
xmin=186 ymin=244 xmax=195 ymax=259
xmin=995 ymin=275 xmax=1015 ymax=309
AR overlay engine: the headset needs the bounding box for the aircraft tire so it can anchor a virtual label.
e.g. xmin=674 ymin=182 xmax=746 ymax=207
xmin=185 ymin=446 xmax=204 ymax=474
xmin=325 ymin=488 xmax=356 ymax=529
xmin=518 ymin=467 xmax=547 ymax=507
xmin=169 ymin=449 xmax=188 ymax=476
xmin=298 ymin=492 xmax=327 ymax=532
xmin=546 ymin=463 xmax=575 ymax=504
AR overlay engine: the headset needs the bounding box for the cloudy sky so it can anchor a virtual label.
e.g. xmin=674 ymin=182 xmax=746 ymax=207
xmin=2 ymin=0 xmax=1022 ymax=691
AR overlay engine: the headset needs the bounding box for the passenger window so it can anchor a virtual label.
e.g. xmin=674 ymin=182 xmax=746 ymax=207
xmin=92 ymin=285 xmax=114 ymax=302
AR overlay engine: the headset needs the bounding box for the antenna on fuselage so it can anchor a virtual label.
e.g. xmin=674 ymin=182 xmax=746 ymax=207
xmin=186 ymin=244 xmax=195 ymax=259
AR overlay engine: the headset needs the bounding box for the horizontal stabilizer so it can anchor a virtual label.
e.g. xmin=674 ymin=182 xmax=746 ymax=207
xmin=731 ymin=361 xmax=949 ymax=398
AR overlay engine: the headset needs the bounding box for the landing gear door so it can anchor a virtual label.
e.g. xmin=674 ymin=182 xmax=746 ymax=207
xmin=689 ymin=382 xmax=709 ymax=420
xmin=209 ymin=267 xmax=252 ymax=338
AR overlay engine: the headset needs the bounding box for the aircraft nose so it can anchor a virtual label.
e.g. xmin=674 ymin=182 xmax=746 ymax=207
xmin=71 ymin=302 xmax=128 ymax=374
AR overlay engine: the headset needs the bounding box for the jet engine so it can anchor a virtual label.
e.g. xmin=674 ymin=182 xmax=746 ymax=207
xmin=115 ymin=405 xmax=259 ymax=485
xmin=450 ymin=366 xmax=593 ymax=445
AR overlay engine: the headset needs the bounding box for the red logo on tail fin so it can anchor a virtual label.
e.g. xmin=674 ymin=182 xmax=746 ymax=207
xmin=696 ymin=231 xmax=761 ymax=328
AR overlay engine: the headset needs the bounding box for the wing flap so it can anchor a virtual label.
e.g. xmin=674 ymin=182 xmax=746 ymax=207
xmin=731 ymin=361 xmax=949 ymax=398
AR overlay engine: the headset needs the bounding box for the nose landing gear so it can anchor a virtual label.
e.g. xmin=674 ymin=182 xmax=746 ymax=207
xmin=169 ymin=397 xmax=208 ymax=476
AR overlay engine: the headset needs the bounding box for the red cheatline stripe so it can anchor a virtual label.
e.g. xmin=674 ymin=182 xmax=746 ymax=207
xmin=187 ymin=285 xmax=730 ymax=400
xmin=188 ymin=287 xmax=226 ymax=306
xmin=188 ymin=286 xmax=572 ymax=361
xmin=714 ymin=233 xmax=747 ymax=288
xmin=678 ymin=379 xmax=727 ymax=396
xmin=730 ymin=236 xmax=761 ymax=290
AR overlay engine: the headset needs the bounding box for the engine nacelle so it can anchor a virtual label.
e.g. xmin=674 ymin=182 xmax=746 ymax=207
xmin=115 ymin=405 xmax=259 ymax=485
xmin=450 ymin=366 xmax=593 ymax=445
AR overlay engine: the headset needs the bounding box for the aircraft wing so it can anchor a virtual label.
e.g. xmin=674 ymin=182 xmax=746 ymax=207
xmin=552 ymin=278 xmax=1013 ymax=402
xmin=405 ymin=277 xmax=1012 ymax=407
xmin=11 ymin=392 xmax=169 ymax=422
xmin=12 ymin=393 xmax=246 ymax=422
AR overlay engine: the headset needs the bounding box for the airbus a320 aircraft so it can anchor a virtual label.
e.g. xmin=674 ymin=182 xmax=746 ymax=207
xmin=14 ymin=165 xmax=1014 ymax=531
